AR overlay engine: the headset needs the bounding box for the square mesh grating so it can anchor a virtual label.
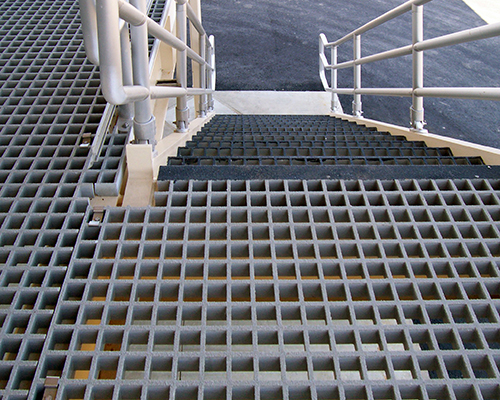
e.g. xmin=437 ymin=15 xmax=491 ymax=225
xmin=1 ymin=2 xmax=499 ymax=399
xmin=0 ymin=0 xmax=169 ymax=398
xmin=26 ymin=178 xmax=500 ymax=400
xmin=169 ymin=115 xmax=484 ymax=167
xmin=0 ymin=0 xmax=104 ymax=395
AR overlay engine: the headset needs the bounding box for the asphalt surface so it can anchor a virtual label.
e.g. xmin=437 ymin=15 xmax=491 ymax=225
xmin=201 ymin=0 xmax=500 ymax=148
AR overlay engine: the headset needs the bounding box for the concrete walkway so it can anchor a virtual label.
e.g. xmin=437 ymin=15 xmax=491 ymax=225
xmin=213 ymin=91 xmax=332 ymax=115
xmin=463 ymin=0 xmax=500 ymax=23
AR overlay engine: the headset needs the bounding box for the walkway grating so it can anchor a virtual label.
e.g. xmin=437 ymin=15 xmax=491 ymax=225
xmin=166 ymin=115 xmax=484 ymax=167
xmin=32 ymin=177 xmax=500 ymax=400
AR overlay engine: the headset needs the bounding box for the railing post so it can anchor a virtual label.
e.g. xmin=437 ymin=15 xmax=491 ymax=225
xmin=331 ymin=45 xmax=343 ymax=114
xmin=118 ymin=24 xmax=134 ymax=120
xmin=176 ymin=0 xmax=189 ymax=132
xmin=207 ymin=35 xmax=215 ymax=112
xmin=129 ymin=0 xmax=156 ymax=145
xmin=411 ymin=3 xmax=427 ymax=132
xmin=199 ymin=34 xmax=207 ymax=117
xmin=352 ymin=34 xmax=362 ymax=117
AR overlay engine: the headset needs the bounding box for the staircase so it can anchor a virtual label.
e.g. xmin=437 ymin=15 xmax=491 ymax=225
xmin=166 ymin=115 xmax=484 ymax=167
xmin=148 ymin=114 xmax=500 ymax=400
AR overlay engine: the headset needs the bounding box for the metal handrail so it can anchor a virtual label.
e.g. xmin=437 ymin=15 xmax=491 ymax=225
xmin=320 ymin=0 xmax=500 ymax=132
xmin=79 ymin=0 xmax=215 ymax=143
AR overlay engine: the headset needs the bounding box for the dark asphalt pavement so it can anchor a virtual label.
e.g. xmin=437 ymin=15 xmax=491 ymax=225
xmin=202 ymin=0 xmax=500 ymax=148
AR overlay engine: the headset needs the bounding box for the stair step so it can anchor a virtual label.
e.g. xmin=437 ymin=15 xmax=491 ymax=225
xmin=167 ymin=156 xmax=483 ymax=166
xmin=158 ymin=165 xmax=500 ymax=181
xmin=162 ymin=115 xmax=485 ymax=176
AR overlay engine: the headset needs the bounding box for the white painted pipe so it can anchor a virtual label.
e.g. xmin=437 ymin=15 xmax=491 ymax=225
xmin=329 ymin=0 xmax=433 ymax=47
xmin=415 ymin=22 xmax=500 ymax=51
xmin=319 ymin=34 xmax=330 ymax=91
xmin=186 ymin=2 xmax=206 ymax=36
xmin=411 ymin=4 xmax=425 ymax=131
xmin=415 ymin=87 xmax=500 ymax=100
xmin=352 ymin=35 xmax=362 ymax=117
xmin=95 ymin=0 xmax=149 ymax=105
xmin=117 ymin=0 xmax=208 ymax=66
xmin=79 ymin=0 xmax=100 ymax=65
xmin=331 ymin=88 xmax=413 ymax=96
xmin=176 ymin=0 xmax=188 ymax=132
xmin=328 ymin=45 xmax=413 ymax=70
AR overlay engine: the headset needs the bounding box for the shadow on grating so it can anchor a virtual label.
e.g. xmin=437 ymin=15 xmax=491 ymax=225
xmin=166 ymin=115 xmax=485 ymax=170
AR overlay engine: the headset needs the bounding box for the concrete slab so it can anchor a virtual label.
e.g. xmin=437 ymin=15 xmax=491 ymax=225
xmin=213 ymin=91 xmax=332 ymax=115
xmin=163 ymin=92 xmax=333 ymax=126
xmin=463 ymin=0 xmax=500 ymax=23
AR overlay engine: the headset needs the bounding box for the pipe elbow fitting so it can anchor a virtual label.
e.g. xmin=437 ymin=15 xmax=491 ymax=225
xmin=102 ymin=82 xmax=149 ymax=105
xmin=85 ymin=46 xmax=100 ymax=66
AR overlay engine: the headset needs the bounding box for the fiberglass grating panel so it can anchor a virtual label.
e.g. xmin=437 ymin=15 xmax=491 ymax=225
xmin=30 ymin=178 xmax=500 ymax=400
xmin=0 ymin=0 xmax=169 ymax=398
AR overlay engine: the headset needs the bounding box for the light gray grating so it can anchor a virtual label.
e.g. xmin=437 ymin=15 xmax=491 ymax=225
xmin=28 ymin=178 xmax=500 ymax=400
xmin=0 ymin=0 xmax=101 ymax=392
xmin=0 ymin=0 xmax=169 ymax=398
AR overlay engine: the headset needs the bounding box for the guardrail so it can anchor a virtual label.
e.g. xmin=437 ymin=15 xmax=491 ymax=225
xmin=320 ymin=0 xmax=500 ymax=132
xmin=79 ymin=0 xmax=215 ymax=144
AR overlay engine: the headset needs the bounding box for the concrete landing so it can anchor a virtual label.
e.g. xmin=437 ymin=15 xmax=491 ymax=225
xmin=213 ymin=91 xmax=332 ymax=115
xmin=164 ymin=92 xmax=333 ymax=126
xmin=464 ymin=0 xmax=500 ymax=23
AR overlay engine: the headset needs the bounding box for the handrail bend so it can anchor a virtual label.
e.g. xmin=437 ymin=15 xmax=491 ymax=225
xmin=79 ymin=0 xmax=215 ymax=142
xmin=320 ymin=0 xmax=500 ymax=131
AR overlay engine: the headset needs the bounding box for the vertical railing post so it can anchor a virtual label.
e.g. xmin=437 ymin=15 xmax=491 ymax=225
xmin=331 ymin=45 xmax=343 ymax=114
xmin=199 ymin=34 xmax=207 ymax=117
xmin=118 ymin=24 xmax=134 ymax=120
xmin=129 ymin=0 xmax=156 ymax=144
xmin=411 ymin=4 xmax=426 ymax=132
xmin=352 ymin=34 xmax=362 ymax=117
xmin=176 ymin=0 xmax=189 ymax=132
xmin=207 ymin=35 xmax=215 ymax=112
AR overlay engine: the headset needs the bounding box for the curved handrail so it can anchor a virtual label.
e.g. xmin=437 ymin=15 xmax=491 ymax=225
xmin=79 ymin=0 xmax=215 ymax=141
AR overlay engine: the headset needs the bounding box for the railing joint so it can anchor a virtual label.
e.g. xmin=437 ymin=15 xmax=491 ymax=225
xmin=79 ymin=0 xmax=216 ymax=143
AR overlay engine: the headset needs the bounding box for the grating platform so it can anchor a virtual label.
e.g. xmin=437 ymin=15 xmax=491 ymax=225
xmin=1 ymin=1 xmax=500 ymax=400
xmin=31 ymin=178 xmax=500 ymax=400
xmin=0 ymin=0 xmax=164 ymax=398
